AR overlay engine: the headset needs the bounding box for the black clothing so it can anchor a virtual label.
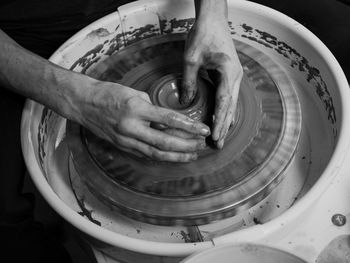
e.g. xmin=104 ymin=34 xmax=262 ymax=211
xmin=0 ymin=0 xmax=128 ymax=221
xmin=0 ymin=1 xmax=128 ymax=262
xmin=0 ymin=0 xmax=130 ymax=58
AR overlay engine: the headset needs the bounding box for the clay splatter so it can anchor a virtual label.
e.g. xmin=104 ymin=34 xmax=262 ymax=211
xmin=237 ymin=23 xmax=337 ymax=135
xmin=87 ymin=28 xmax=111 ymax=38
xmin=69 ymin=44 xmax=103 ymax=74
xmin=253 ymin=217 xmax=262 ymax=225
xmin=123 ymin=23 xmax=160 ymax=45
xmin=69 ymin=26 xmax=124 ymax=73
xmin=187 ymin=226 xmax=204 ymax=242
xmin=38 ymin=107 xmax=53 ymax=168
xmin=76 ymin=196 xmax=102 ymax=226
xmin=159 ymin=18 xmax=195 ymax=34
xmin=67 ymin=170 xmax=102 ymax=226
xmin=180 ymin=230 xmax=192 ymax=243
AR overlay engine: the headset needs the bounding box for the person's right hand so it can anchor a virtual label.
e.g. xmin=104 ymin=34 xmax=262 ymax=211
xmin=74 ymin=80 xmax=211 ymax=162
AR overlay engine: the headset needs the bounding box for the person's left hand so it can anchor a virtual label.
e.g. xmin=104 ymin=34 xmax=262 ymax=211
xmin=181 ymin=12 xmax=243 ymax=149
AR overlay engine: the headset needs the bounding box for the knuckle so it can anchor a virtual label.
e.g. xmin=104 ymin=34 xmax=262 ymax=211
xmin=162 ymin=112 xmax=178 ymax=126
xmin=139 ymin=91 xmax=151 ymax=102
xmin=188 ymin=122 xmax=198 ymax=132
xmin=117 ymin=119 xmax=132 ymax=134
xmin=111 ymin=134 xmax=124 ymax=147
xmin=184 ymin=56 xmax=197 ymax=66
xmin=153 ymin=138 xmax=169 ymax=150
xmin=219 ymin=53 xmax=231 ymax=64
xmin=184 ymin=48 xmax=200 ymax=66
xmin=150 ymin=148 xmax=164 ymax=161
xmin=124 ymin=96 xmax=139 ymax=111
xmin=209 ymin=52 xmax=231 ymax=65
xmin=124 ymin=95 xmax=149 ymax=113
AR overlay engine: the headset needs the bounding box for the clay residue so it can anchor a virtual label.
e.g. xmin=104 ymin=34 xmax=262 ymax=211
xmin=159 ymin=17 xmax=195 ymax=34
xmin=187 ymin=226 xmax=204 ymax=242
xmin=37 ymin=107 xmax=54 ymax=168
xmin=253 ymin=217 xmax=262 ymax=225
xmin=123 ymin=23 xmax=160 ymax=45
xmin=76 ymin=196 xmax=102 ymax=226
xmin=179 ymin=227 xmax=204 ymax=243
xmin=69 ymin=43 xmax=105 ymax=74
xmin=86 ymin=28 xmax=111 ymax=39
xmin=69 ymin=25 xmax=124 ymax=73
xmin=180 ymin=230 xmax=192 ymax=243
xmin=236 ymin=23 xmax=337 ymax=138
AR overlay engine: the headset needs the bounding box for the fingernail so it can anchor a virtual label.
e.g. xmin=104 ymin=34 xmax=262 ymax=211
xmin=191 ymin=153 xmax=198 ymax=161
xmin=200 ymin=127 xmax=210 ymax=136
xmin=216 ymin=140 xmax=224 ymax=149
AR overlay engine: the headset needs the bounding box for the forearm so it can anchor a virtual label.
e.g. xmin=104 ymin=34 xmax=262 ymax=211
xmin=0 ymin=29 xmax=89 ymax=121
xmin=194 ymin=0 xmax=228 ymax=20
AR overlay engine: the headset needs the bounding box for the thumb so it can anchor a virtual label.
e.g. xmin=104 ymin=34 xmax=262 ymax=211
xmin=181 ymin=57 xmax=200 ymax=106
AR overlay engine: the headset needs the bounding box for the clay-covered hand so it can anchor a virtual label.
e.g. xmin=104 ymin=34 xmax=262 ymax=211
xmin=76 ymin=80 xmax=210 ymax=162
xmin=181 ymin=1 xmax=243 ymax=149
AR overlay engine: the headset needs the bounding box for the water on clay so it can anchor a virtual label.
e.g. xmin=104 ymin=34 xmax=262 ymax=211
xmin=43 ymin=41 xmax=334 ymax=243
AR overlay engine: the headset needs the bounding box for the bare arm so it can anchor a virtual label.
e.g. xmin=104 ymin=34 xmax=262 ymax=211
xmin=0 ymin=29 xmax=210 ymax=162
xmin=0 ymin=29 xmax=84 ymax=120
xmin=182 ymin=0 xmax=243 ymax=148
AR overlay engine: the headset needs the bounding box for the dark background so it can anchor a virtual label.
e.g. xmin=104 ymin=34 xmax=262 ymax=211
xmin=252 ymin=0 xmax=350 ymax=81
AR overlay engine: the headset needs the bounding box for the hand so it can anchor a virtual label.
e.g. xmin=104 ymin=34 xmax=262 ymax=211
xmin=75 ymin=80 xmax=210 ymax=162
xmin=181 ymin=10 xmax=243 ymax=149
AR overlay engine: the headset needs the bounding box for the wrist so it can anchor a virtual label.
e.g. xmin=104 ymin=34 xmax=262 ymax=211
xmin=195 ymin=0 xmax=228 ymax=20
xmin=56 ymin=70 xmax=94 ymax=123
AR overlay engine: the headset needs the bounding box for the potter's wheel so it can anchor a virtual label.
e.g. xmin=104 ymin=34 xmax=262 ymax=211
xmin=66 ymin=34 xmax=301 ymax=226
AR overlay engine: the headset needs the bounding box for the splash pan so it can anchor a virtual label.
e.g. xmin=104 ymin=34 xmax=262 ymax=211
xmin=181 ymin=243 xmax=307 ymax=263
xmin=66 ymin=34 xmax=301 ymax=225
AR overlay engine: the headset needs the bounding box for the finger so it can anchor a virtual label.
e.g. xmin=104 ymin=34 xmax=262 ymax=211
xmin=150 ymin=122 xmax=168 ymax=130
xmin=141 ymin=104 xmax=211 ymax=137
xmin=123 ymin=121 xmax=206 ymax=152
xmin=150 ymin=123 xmax=204 ymax=139
xmin=112 ymin=133 xmax=199 ymax=163
xmin=163 ymin=128 xmax=205 ymax=140
xmin=216 ymin=98 xmax=234 ymax=149
xmin=230 ymin=73 xmax=242 ymax=125
xmin=217 ymin=72 xmax=241 ymax=148
xmin=113 ymin=143 xmax=146 ymax=159
xmin=212 ymin=63 xmax=243 ymax=143
xmin=212 ymin=88 xmax=230 ymax=142
xmin=181 ymin=53 xmax=201 ymax=105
